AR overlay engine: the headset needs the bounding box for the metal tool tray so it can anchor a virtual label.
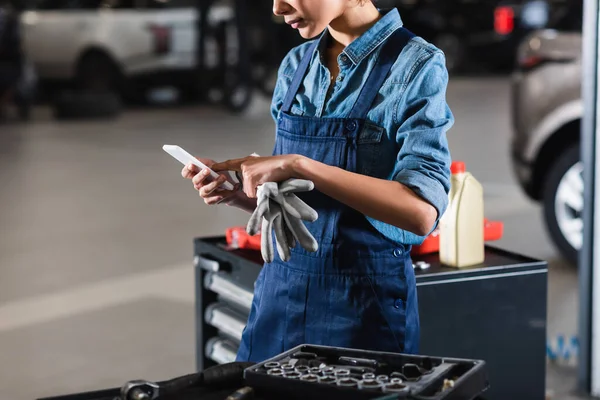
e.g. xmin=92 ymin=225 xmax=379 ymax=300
xmin=244 ymin=344 xmax=489 ymax=400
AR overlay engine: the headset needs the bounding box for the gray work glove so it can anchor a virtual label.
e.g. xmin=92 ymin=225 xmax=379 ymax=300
xmin=246 ymin=179 xmax=319 ymax=263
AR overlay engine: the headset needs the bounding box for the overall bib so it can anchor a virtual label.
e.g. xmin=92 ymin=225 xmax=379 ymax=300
xmin=236 ymin=27 xmax=420 ymax=363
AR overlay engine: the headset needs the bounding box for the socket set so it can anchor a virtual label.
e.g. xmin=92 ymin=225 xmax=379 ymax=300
xmin=244 ymin=344 xmax=488 ymax=400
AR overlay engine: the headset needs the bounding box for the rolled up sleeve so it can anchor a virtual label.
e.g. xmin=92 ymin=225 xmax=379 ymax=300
xmin=393 ymin=51 xmax=453 ymax=230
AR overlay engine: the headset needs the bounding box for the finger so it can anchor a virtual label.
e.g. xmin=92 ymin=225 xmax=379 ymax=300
xmin=211 ymin=157 xmax=249 ymax=172
xmin=192 ymin=169 xmax=211 ymax=188
xmin=182 ymin=163 xmax=200 ymax=179
xmin=196 ymin=157 xmax=214 ymax=168
xmin=244 ymin=179 xmax=258 ymax=199
xmin=247 ymin=199 xmax=269 ymax=235
xmin=261 ymin=217 xmax=274 ymax=263
xmin=209 ymin=188 xmax=235 ymax=205
xmin=283 ymin=194 xmax=318 ymax=222
xmin=273 ymin=212 xmax=291 ymax=262
xmin=284 ymin=222 xmax=296 ymax=248
xmin=261 ymin=182 xmax=279 ymax=198
xmin=205 ymin=195 xmax=225 ymax=205
xmin=200 ymin=175 xmax=228 ymax=196
xmin=282 ymin=211 xmax=318 ymax=252
xmin=280 ymin=179 xmax=315 ymax=194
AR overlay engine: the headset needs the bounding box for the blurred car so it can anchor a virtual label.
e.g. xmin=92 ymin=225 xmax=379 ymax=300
xmin=510 ymin=27 xmax=582 ymax=264
xmin=18 ymin=0 xmax=238 ymax=102
xmin=394 ymin=0 xmax=553 ymax=73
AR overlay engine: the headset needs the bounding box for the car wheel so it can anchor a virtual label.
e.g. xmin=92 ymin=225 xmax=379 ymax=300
xmin=253 ymin=64 xmax=278 ymax=97
xmin=77 ymin=52 xmax=119 ymax=94
xmin=223 ymin=74 xmax=253 ymax=113
xmin=543 ymin=144 xmax=582 ymax=265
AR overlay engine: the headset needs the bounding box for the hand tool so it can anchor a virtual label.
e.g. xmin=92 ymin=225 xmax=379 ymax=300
xmin=225 ymin=386 xmax=254 ymax=400
xmin=120 ymin=362 xmax=254 ymax=400
xmin=338 ymin=356 xmax=380 ymax=369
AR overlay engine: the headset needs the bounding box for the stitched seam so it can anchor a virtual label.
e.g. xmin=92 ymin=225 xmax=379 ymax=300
xmin=393 ymin=52 xmax=435 ymax=125
xmin=280 ymin=264 xmax=407 ymax=277
xmin=346 ymin=21 xmax=402 ymax=64
xmin=365 ymin=275 xmax=404 ymax=352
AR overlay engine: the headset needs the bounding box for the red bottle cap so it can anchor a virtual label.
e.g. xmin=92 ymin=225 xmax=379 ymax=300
xmin=451 ymin=161 xmax=466 ymax=174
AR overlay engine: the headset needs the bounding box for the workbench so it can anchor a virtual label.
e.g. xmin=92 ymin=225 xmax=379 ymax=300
xmin=194 ymin=237 xmax=548 ymax=400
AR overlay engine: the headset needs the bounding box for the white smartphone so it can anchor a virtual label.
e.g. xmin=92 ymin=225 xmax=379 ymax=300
xmin=163 ymin=144 xmax=235 ymax=191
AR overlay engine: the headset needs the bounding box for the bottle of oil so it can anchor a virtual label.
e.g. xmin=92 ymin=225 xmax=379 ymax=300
xmin=439 ymin=161 xmax=485 ymax=268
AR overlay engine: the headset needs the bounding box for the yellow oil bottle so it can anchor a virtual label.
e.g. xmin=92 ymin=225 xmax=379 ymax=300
xmin=439 ymin=161 xmax=485 ymax=268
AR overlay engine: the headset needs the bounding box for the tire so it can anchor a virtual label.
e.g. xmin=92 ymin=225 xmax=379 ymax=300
xmin=434 ymin=33 xmax=465 ymax=74
xmin=254 ymin=65 xmax=278 ymax=97
xmin=77 ymin=52 xmax=120 ymax=94
xmin=542 ymin=143 xmax=582 ymax=265
xmin=53 ymin=90 xmax=122 ymax=120
xmin=223 ymin=79 xmax=253 ymax=113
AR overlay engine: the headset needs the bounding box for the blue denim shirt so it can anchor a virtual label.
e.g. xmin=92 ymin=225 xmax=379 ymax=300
xmin=270 ymin=9 xmax=453 ymax=245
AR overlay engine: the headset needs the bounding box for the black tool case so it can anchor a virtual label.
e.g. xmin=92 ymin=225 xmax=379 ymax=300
xmin=244 ymin=344 xmax=489 ymax=400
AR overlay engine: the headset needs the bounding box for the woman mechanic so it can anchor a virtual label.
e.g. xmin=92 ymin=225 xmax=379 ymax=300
xmin=182 ymin=0 xmax=453 ymax=362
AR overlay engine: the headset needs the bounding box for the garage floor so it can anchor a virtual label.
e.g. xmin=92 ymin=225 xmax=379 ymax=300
xmin=0 ymin=77 xmax=583 ymax=399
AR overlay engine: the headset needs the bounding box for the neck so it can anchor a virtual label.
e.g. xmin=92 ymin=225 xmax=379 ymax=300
xmin=327 ymin=3 xmax=381 ymax=48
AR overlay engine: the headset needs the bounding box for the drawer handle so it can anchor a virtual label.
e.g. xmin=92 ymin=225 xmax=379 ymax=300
xmin=195 ymin=254 xmax=231 ymax=273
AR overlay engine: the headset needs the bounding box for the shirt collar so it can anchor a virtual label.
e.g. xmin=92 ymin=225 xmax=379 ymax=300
xmin=317 ymin=8 xmax=403 ymax=66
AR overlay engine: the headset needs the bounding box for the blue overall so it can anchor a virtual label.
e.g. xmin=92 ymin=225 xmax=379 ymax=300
xmin=236 ymin=27 xmax=420 ymax=363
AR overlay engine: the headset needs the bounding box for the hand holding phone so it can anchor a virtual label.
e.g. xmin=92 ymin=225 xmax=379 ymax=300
xmin=163 ymin=144 xmax=235 ymax=191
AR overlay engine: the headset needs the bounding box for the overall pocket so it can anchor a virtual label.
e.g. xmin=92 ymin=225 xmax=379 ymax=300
xmin=356 ymin=122 xmax=385 ymax=176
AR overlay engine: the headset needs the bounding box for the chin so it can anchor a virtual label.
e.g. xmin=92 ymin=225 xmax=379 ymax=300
xmin=298 ymin=26 xmax=325 ymax=40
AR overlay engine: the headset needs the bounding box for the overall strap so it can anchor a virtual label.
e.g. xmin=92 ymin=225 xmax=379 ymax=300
xmin=348 ymin=27 xmax=416 ymax=119
xmin=281 ymin=39 xmax=320 ymax=114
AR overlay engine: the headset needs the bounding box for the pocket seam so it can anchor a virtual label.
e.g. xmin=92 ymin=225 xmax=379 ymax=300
xmin=363 ymin=275 xmax=406 ymax=352
xmin=357 ymin=122 xmax=385 ymax=144
xmin=277 ymin=128 xmax=347 ymax=143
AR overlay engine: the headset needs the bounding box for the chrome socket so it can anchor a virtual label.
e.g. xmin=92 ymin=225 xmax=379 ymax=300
xmin=267 ymin=368 xmax=284 ymax=376
xmin=300 ymin=374 xmax=320 ymax=383
xmin=295 ymin=366 xmax=310 ymax=374
xmin=318 ymin=375 xmax=337 ymax=385
xmin=321 ymin=366 xmax=335 ymax=376
xmin=334 ymin=369 xmax=351 ymax=377
xmin=358 ymin=379 xmax=384 ymax=390
xmin=336 ymin=377 xmax=360 ymax=388
xmin=284 ymin=371 xmax=302 ymax=379
xmin=281 ymin=364 xmax=295 ymax=374
xmin=383 ymin=382 xmax=410 ymax=393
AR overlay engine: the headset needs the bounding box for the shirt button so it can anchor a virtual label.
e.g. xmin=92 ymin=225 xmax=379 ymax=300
xmin=341 ymin=55 xmax=348 ymax=62
xmin=346 ymin=120 xmax=357 ymax=131
xmin=394 ymin=299 xmax=403 ymax=309
xmin=393 ymin=249 xmax=403 ymax=257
